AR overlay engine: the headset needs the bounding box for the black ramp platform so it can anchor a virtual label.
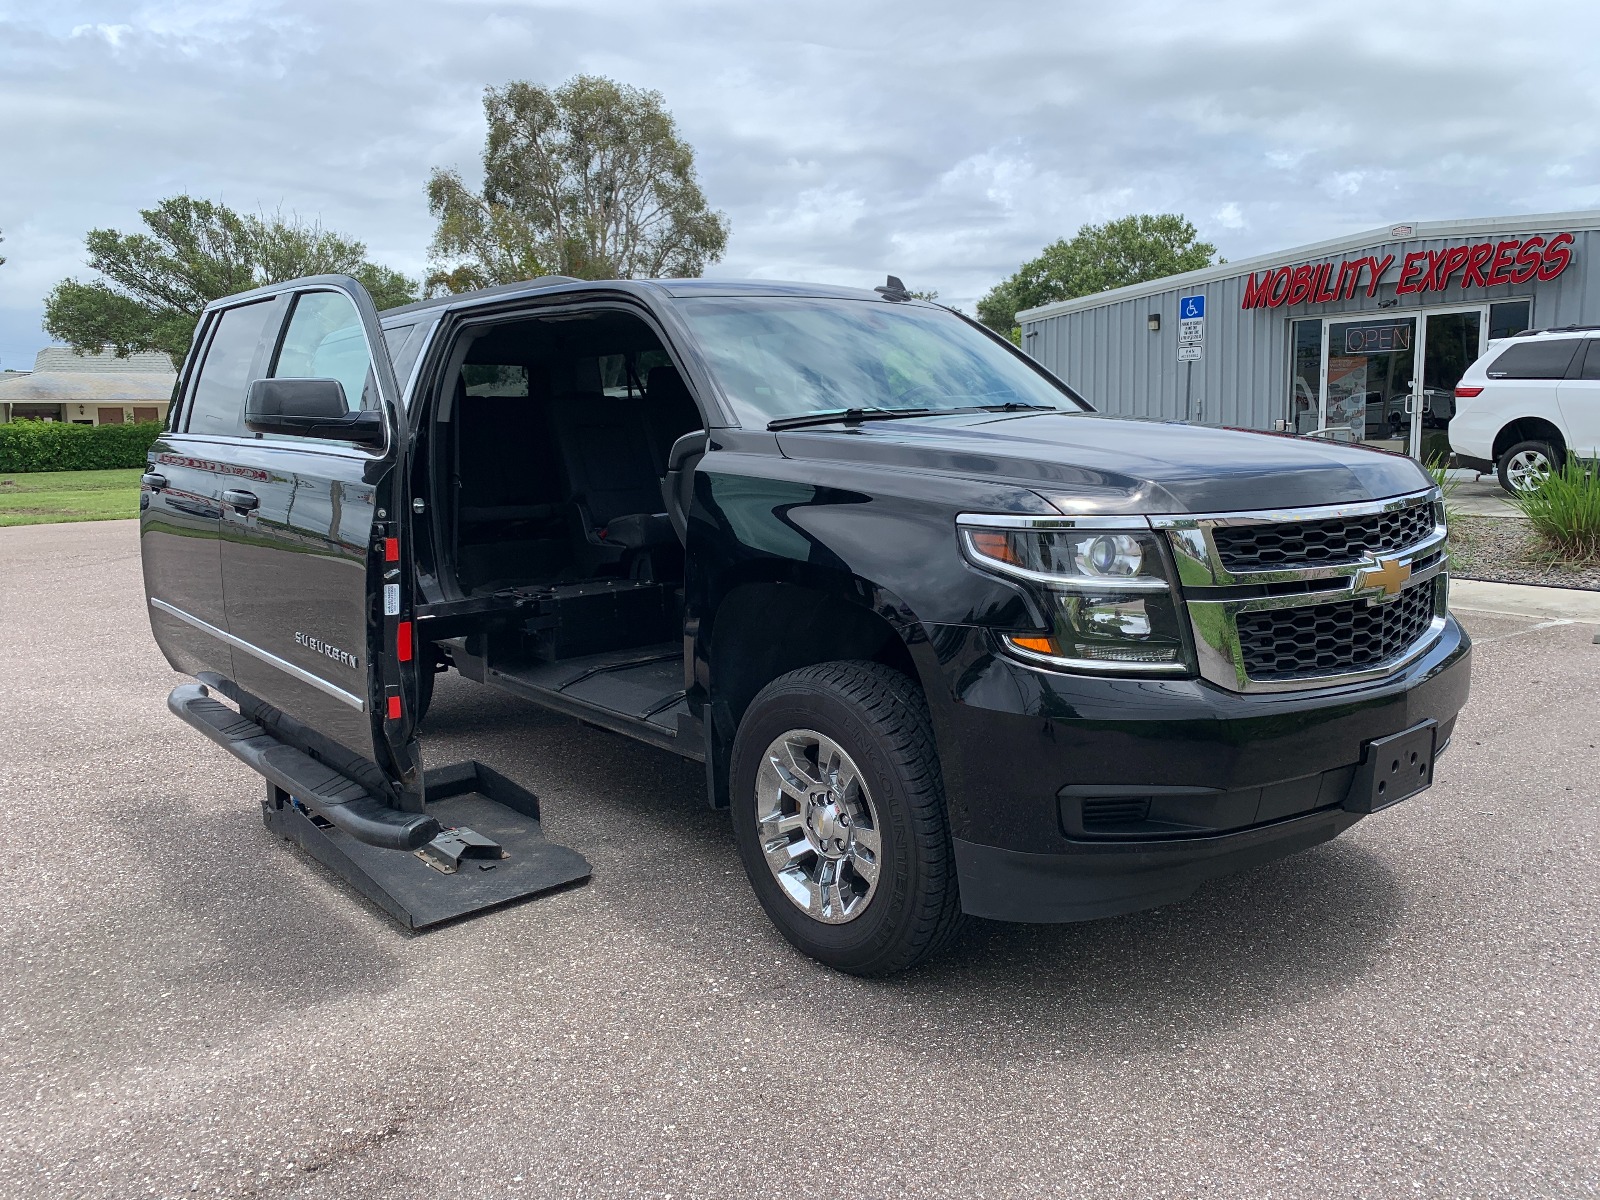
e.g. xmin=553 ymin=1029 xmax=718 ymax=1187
xmin=263 ymin=762 xmax=592 ymax=929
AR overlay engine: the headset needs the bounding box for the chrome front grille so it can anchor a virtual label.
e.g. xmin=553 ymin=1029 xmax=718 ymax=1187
xmin=1150 ymin=488 xmax=1449 ymax=693
xmin=1211 ymin=503 xmax=1438 ymax=573
xmin=1236 ymin=575 xmax=1442 ymax=681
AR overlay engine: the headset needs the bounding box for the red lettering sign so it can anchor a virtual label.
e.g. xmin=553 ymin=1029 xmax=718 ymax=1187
xmin=1366 ymin=256 xmax=1394 ymax=298
xmin=1538 ymin=232 xmax=1574 ymax=280
xmin=1239 ymin=234 xmax=1576 ymax=308
xmin=1512 ymin=236 xmax=1545 ymax=284
xmin=1486 ymin=240 xmax=1519 ymax=287
xmin=1394 ymin=251 xmax=1427 ymax=295
xmin=1286 ymin=264 xmax=1313 ymax=305
xmin=1461 ymin=242 xmax=1494 ymax=288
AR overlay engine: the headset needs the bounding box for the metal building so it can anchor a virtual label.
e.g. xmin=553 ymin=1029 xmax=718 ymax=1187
xmin=1016 ymin=209 xmax=1600 ymax=462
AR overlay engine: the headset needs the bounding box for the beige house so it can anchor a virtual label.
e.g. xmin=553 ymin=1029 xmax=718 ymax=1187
xmin=0 ymin=346 xmax=177 ymax=426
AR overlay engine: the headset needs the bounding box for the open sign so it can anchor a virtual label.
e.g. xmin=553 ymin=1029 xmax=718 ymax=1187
xmin=1343 ymin=324 xmax=1412 ymax=354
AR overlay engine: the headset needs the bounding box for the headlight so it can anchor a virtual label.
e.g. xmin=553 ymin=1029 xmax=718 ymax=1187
xmin=959 ymin=518 xmax=1194 ymax=673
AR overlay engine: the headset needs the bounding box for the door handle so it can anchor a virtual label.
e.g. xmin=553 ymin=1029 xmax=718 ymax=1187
xmin=140 ymin=472 xmax=168 ymax=490
xmin=223 ymin=489 xmax=260 ymax=513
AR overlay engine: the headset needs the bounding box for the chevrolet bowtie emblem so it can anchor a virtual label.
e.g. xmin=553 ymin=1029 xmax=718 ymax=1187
xmin=1356 ymin=556 xmax=1412 ymax=600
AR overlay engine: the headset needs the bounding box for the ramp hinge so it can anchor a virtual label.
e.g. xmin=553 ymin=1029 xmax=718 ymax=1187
xmin=415 ymin=826 xmax=509 ymax=874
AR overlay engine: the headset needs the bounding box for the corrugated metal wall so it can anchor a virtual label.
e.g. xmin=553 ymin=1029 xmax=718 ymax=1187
xmin=1021 ymin=225 xmax=1600 ymax=429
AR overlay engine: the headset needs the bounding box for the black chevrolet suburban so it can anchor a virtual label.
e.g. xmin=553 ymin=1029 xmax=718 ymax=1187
xmin=141 ymin=272 xmax=1471 ymax=975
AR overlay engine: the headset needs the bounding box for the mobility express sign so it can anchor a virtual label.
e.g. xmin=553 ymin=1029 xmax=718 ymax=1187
xmin=1238 ymin=232 xmax=1575 ymax=309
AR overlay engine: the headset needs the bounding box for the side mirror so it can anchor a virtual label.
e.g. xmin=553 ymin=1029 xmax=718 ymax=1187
xmin=244 ymin=378 xmax=385 ymax=447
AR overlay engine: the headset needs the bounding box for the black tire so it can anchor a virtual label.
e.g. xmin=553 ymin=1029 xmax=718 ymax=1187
xmin=729 ymin=661 xmax=964 ymax=976
xmin=1497 ymin=439 xmax=1559 ymax=495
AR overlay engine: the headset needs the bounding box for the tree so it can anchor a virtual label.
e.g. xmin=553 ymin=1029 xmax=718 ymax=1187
xmin=425 ymin=75 xmax=730 ymax=294
xmin=0 ymin=228 xmax=6 ymax=268
xmin=978 ymin=214 xmax=1220 ymax=336
xmin=43 ymin=196 xmax=417 ymax=362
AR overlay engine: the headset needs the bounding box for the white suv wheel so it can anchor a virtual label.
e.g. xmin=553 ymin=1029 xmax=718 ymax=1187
xmin=1498 ymin=440 xmax=1557 ymax=495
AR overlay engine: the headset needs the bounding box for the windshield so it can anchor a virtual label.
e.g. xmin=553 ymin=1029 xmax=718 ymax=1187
xmin=676 ymin=296 xmax=1088 ymax=425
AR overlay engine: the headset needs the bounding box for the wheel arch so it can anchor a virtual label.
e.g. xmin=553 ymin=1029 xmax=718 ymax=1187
xmin=1493 ymin=417 xmax=1567 ymax=460
xmin=697 ymin=569 xmax=934 ymax=808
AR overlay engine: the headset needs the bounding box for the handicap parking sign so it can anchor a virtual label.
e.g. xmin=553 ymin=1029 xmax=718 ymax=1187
xmin=1179 ymin=295 xmax=1205 ymax=320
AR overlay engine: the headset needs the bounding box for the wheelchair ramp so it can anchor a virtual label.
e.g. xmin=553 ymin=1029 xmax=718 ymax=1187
xmin=263 ymin=760 xmax=591 ymax=929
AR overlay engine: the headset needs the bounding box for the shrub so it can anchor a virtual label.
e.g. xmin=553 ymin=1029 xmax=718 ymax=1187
xmin=0 ymin=420 xmax=165 ymax=473
xmin=1515 ymin=457 xmax=1600 ymax=562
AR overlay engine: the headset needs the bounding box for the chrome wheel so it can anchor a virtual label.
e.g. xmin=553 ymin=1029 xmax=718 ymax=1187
xmin=753 ymin=728 xmax=882 ymax=924
xmin=1505 ymin=448 xmax=1552 ymax=492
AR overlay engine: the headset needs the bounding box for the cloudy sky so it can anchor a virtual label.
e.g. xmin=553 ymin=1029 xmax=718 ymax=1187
xmin=3 ymin=0 xmax=1600 ymax=369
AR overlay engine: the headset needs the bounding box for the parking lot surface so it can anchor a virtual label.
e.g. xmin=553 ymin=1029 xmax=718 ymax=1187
xmin=3 ymin=520 xmax=1598 ymax=1199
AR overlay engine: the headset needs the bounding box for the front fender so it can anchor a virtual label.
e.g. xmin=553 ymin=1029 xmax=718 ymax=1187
xmin=681 ymin=440 xmax=1064 ymax=810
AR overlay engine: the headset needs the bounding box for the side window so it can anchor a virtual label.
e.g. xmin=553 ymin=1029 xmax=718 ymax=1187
xmin=1579 ymin=341 xmax=1600 ymax=382
xmin=462 ymin=364 xmax=530 ymax=397
xmin=1485 ymin=339 xmax=1580 ymax=380
xmin=271 ymin=290 xmax=376 ymax=412
xmin=382 ymin=322 xmax=426 ymax=393
xmin=598 ymin=349 xmax=672 ymax=397
xmin=185 ymin=300 xmax=278 ymax=437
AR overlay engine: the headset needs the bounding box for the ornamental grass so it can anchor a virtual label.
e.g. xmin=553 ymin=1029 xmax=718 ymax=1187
xmin=1515 ymin=457 xmax=1600 ymax=563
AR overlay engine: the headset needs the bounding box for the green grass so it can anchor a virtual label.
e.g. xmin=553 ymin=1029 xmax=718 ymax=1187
xmin=1514 ymin=457 xmax=1600 ymax=562
xmin=0 ymin=468 xmax=144 ymax=527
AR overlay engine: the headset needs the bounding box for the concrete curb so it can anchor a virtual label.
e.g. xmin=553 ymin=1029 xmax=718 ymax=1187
xmin=1449 ymin=577 xmax=1600 ymax=623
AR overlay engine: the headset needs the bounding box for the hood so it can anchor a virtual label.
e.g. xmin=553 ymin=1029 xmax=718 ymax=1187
xmin=774 ymin=411 xmax=1433 ymax=515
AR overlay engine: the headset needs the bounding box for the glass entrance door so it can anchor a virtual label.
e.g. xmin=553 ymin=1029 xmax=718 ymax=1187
xmin=1312 ymin=305 xmax=1504 ymax=460
xmin=1419 ymin=309 xmax=1483 ymax=463
xmin=1322 ymin=317 xmax=1417 ymax=453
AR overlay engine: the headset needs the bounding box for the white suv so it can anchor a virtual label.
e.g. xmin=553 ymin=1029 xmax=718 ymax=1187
xmin=1450 ymin=327 xmax=1600 ymax=493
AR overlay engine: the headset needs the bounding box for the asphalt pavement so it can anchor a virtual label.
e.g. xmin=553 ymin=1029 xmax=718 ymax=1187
xmin=2 ymin=520 xmax=1598 ymax=1199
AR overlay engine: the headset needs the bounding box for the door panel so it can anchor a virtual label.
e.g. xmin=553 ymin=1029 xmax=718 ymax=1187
xmin=1558 ymin=341 xmax=1600 ymax=458
xmin=141 ymin=297 xmax=281 ymax=679
xmin=205 ymin=277 xmax=419 ymax=805
xmin=219 ymin=440 xmax=379 ymax=757
xmin=141 ymin=445 xmax=233 ymax=678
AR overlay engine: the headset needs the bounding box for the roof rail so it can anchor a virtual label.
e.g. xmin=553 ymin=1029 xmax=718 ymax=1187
xmin=381 ymin=275 xmax=584 ymax=317
xmin=1513 ymin=324 xmax=1600 ymax=337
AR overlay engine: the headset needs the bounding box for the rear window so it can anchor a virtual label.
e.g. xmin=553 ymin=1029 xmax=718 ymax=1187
xmin=185 ymin=300 xmax=279 ymax=437
xmin=1579 ymin=341 xmax=1600 ymax=381
xmin=1486 ymin=339 xmax=1580 ymax=380
xmin=383 ymin=322 xmax=429 ymax=391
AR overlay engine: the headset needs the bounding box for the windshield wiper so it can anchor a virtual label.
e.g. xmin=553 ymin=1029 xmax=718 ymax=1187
xmin=766 ymin=407 xmax=935 ymax=431
xmin=766 ymin=402 xmax=1060 ymax=431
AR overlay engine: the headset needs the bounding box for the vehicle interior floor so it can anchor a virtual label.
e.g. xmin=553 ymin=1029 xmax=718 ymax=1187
xmin=484 ymin=640 xmax=696 ymax=756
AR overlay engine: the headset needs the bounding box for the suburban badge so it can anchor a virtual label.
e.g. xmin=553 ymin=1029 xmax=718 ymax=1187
xmin=294 ymin=631 xmax=360 ymax=669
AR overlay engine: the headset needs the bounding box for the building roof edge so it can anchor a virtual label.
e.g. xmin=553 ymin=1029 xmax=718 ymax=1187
xmin=1016 ymin=209 xmax=1600 ymax=323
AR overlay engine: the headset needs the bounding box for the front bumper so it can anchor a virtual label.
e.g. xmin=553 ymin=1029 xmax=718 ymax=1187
xmin=923 ymin=614 xmax=1472 ymax=923
xmin=954 ymin=805 xmax=1365 ymax=923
